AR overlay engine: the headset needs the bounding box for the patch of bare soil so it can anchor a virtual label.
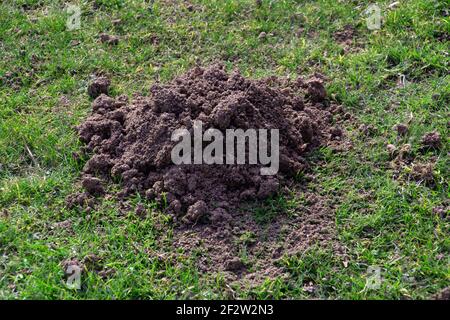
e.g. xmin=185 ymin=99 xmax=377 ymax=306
xmin=72 ymin=64 xmax=347 ymax=286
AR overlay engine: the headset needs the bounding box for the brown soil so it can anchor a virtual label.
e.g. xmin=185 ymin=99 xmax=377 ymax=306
xmin=99 ymin=33 xmax=120 ymax=46
xmin=87 ymin=76 xmax=110 ymax=99
xmin=73 ymin=64 xmax=347 ymax=284
xmin=421 ymin=131 xmax=441 ymax=150
xmin=76 ymin=64 xmax=340 ymax=222
xmin=393 ymin=123 xmax=409 ymax=137
xmin=170 ymin=186 xmax=345 ymax=286
xmin=433 ymin=287 xmax=450 ymax=300
xmin=333 ymin=25 xmax=361 ymax=53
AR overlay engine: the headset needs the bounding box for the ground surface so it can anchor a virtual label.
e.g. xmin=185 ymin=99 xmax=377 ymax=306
xmin=0 ymin=0 xmax=448 ymax=299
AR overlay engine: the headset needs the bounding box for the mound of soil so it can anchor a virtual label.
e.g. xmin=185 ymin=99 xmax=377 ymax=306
xmin=75 ymin=64 xmax=339 ymax=224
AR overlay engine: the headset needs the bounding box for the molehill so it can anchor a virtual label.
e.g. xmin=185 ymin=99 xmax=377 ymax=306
xmin=72 ymin=64 xmax=342 ymax=224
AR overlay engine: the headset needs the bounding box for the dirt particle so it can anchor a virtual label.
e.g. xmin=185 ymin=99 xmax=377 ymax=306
xmin=76 ymin=64 xmax=339 ymax=224
xmin=330 ymin=126 xmax=344 ymax=139
xmin=99 ymin=33 xmax=119 ymax=45
xmin=334 ymin=25 xmax=356 ymax=46
xmin=61 ymin=258 xmax=83 ymax=278
xmin=97 ymin=268 xmax=116 ymax=279
xmin=59 ymin=95 xmax=70 ymax=106
xmin=1 ymin=209 xmax=9 ymax=219
xmin=386 ymin=144 xmax=397 ymax=158
xmin=303 ymin=281 xmax=316 ymax=294
xmin=410 ymin=162 xmax=435 ymax=185
xmin=333 ymin=25 xmax=361 ymax=52
xmin=398 ymin=143 xmax=412 ymax=161
xmin=135 ymin=203 xmax=147 ymax=218
xmin=82 ymin=253 xmax=102 ymax=270
xmin=358 ymin=124 xmax=375 ymax=136
xmin=393 ymin=123 xmax=409 ymax=136
xmin=210 ymin=207 xmax=231 ymax=224
xmin=433 ymin=287 xmax=450 ymax=300
xmin=81 ymin=176 xmax=105 ymax=196
xmin=52 ymin=219 xmax=72 ymax=230
xmin=65 ymin=192 xmax=95 ymax=209
xmin=182 ymin=200 xmax=208 ymax=224
xmin=257 ymin=179 xmax=279 ymax=199
xmin=225 ymin=257 xmax=245 ymax=272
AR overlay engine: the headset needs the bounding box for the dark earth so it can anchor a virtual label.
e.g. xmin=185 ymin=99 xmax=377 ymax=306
xmin=75 ymin=64 xmax=342 ymax=222
xmin=68 ymin=64 xmax=350 ymax=282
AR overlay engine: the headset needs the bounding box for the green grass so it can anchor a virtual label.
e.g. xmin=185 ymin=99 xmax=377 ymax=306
xmin=0 ymin=0 xmax=448 ymax=299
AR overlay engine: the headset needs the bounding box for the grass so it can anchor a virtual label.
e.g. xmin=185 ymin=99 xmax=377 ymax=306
xmin=0 ymin=0 xmax=448 ymax=299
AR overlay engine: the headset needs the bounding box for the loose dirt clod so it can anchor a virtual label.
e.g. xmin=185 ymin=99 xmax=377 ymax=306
xmin=225 ymin=257 xmax=245 ymax=272
xmin=76 ymin=64 xmax=339 ymax=224
xmin=398 ymin=143 xmax=412 ymax=161
xmin=87 ymin=76 xmax=110 ymax=98
xmin=81 ymin=175 xmax=105 ymax=196
xmin=432 ymin=206 xmax=448 ymax=220
xmin=334 ymin=25 xmax=356 ymax=46
xmin=99 ymin=33 xmax=119 ymax=45
xmin=421 ymin=131 xmax=441 ymax=150
xmin=393 ymin=123 xmax=409 ymax=136
xmin=410 ymin=162 xmax=435 ymax=185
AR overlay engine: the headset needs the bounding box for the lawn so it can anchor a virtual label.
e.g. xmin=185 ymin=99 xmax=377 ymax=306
xmin=0 ymin=0 xmax=448 ymax=299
